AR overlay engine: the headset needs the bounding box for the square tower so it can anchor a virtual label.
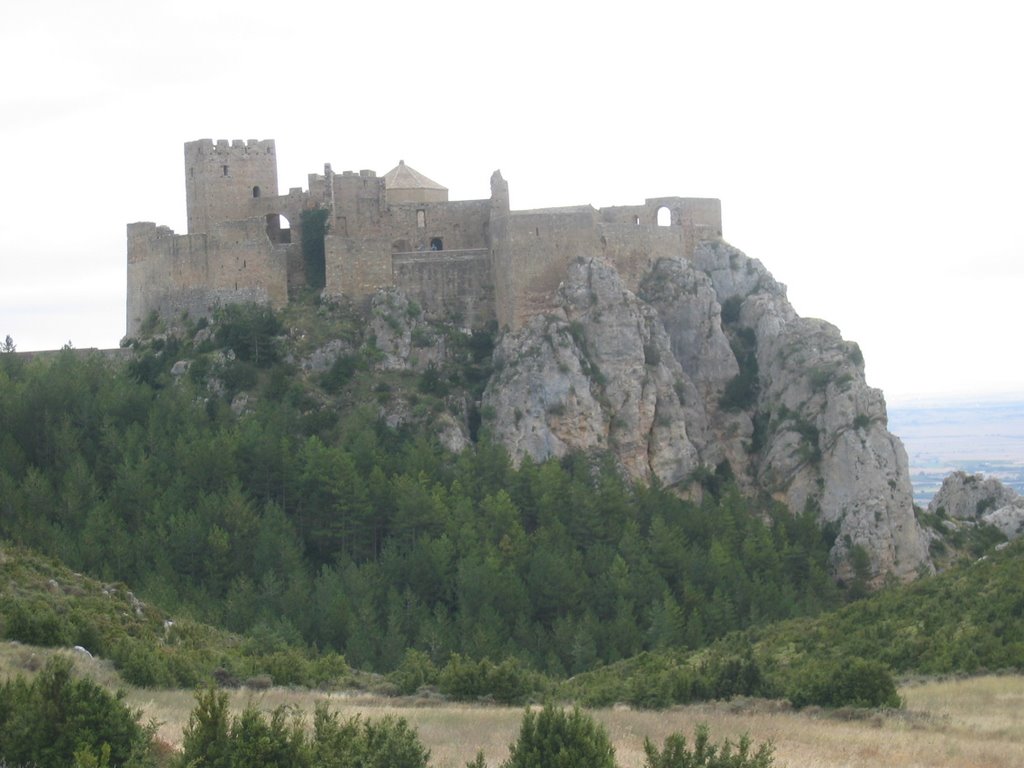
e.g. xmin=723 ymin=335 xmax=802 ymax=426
xmin=184 ymin=139 xmax=279 ymax=235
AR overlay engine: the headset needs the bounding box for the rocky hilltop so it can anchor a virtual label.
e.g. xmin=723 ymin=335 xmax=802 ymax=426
xmin=928 ymin=471 xmax=1024 ymax=541
xmin=481 ymin=243 xmax=931 ymax=583
xmin=162 ymin=241 xmax=933 ymax=585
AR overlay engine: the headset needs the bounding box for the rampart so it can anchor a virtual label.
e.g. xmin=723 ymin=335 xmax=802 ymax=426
xmin=127 ymin=140 xmax=722 ymax=338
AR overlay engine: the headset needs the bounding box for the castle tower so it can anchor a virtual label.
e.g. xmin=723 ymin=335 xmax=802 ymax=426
xmin=184 ymin=139 xmax=278 ymax=234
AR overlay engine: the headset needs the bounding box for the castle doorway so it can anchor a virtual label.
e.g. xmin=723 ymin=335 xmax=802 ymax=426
xmin=657 ymin=206 xmax=671 ymax=227
xmin=266 ymin=213 xmax=292 ymax=244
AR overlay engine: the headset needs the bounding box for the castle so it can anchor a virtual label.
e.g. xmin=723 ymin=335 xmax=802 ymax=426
xmin=127 ymin=139 xmax=723 ymax=336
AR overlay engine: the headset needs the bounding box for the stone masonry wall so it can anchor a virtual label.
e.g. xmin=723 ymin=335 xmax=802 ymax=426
xmin=393 ymin=249 xmax=495 ymax=327
xmin=491 ymin=207 xmax=601 ymax=330
xmin=185 ymin=139 xmax=279 ymax=236
xmin=387 ymin=199 xmax=490 ymax=253
xmin=130 ymin=139 xmax=724 ymax=338
xmin=127 ymin=218 xmax=288 ymax=336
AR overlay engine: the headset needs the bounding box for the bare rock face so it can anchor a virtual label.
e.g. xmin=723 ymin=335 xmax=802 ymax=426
xmin=484 ymin=244 xmax=933 ymax=583
xmin=368 ymin=288 xmax=447 ymax=373
xmin=485 ymin=258 xmax=702 ymax=486
xmin=693 ymin=241 xmax=931 ymax=583
xmin=929 ymin=471 xmax=1024 ymax=540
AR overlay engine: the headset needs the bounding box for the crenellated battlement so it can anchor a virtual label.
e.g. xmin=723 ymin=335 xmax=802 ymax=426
xmin=188 ymin=138 xmax=277 ymax=156
xmin=127 ymin=139 xmax=723 ymax=337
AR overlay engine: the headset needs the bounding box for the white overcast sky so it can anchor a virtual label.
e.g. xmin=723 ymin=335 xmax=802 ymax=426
xmin=1 ymin=0 xmax=1021 ymax=404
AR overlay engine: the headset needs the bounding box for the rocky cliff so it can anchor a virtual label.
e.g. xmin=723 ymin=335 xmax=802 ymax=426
xmin=482 ymin=243 xmax=932 ymax=583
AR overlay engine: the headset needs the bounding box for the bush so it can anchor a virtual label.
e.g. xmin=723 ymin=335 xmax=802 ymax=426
xmin=0 ymin=656 xmax=153 ymax=768
xmin=178 ymin=687 xmax=232 ymax=768
xmin=180 ymin=688 xmax=431 ymax=768
xmin=439 ymin=655 xmax=540 ymax=704
xmin=388 ymin=648 xmax=439 ymax=694
xmin=361 ymin=715 xmax=431 ymax=768
xmin=1 ymin=598 xmax=72 ymax=646
xmin=214 ymin=303 xmax=283 ymax=366
xmin=502 ymin=704 xmax=615 ymax=768
xmin=643 ymin=725 xmax=774 ymax=768
xmin=321 ymin=354 xmax=360 ymax=393
xmin=787 ymin=658 xmax=901 ymax=709
xmin=719 ymin=328 xmax=759 ymax=411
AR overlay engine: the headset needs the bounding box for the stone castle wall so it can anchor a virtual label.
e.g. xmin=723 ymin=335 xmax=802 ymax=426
xmin=393 ymin=249 xmax=495 ymax=327
xmin=127 ymin=218 xmax=289 ymax=336
xmin=185 ymin=139 xmax=279 ymax=235
xmin=128 ymin=139 xmax=723 ymax=338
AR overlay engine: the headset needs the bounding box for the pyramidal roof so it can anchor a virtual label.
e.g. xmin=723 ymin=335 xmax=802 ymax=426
xmin=383 ymin=160 xmax=447 ymax=191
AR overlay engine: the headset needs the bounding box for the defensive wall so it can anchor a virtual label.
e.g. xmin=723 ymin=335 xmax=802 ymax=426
xmin=127 ymin=139 xmax=722 ymax=337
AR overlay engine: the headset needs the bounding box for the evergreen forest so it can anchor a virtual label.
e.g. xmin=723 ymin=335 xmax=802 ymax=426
xmin=2 ymin=301 xmax=1022 ymax=715
xmin=0 ymin=303 xmax=843 ymax=688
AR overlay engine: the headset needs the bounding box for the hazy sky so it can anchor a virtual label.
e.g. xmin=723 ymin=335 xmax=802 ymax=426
xmin=1 ymin=0 xmax=1020 ymax=404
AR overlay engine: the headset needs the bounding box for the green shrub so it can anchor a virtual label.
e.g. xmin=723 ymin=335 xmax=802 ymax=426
xmin=719 ymin=327 xmax=759 ymax=411
xmin=225 ymin=706 xmax=307 ymax=768
xmin=628 ymin=665 xmax=701 ymax=709
xmin=180 ymin=689 xmax=430 ymax=768
xmin=0 ymin=656 xmax=153 ymax=768
xmin=643 ymin=725 xmax=774 ymax=768
xmin=178 ymin=687 xmax=232 ymax=768
xmin=411 ymin=327 xmax=434 ymax=348
xmin=220 ymin=359 xmax=259 ymax=394
xmin=214 ymin=303 xmax=283 ymax=366
xmin=322 ymin=354 xmax=360 ymax=393
xmin=787 ymin=658 xmax=901 ymax=709
xmin=418 ymin=363 xmax=449 ymax=396
xmin=309 ymin=708 xmax=430 ymax=768
xmin=808 ymin=366 xmax=833 ymax=392
xmin=114 ymin=640 xmax=175 ymax=688
xmin=361 ymin=714 xmax=431 ymax=768
xmin=438 ymin=655 xmax=540 ymax=704
xmin=502 ymin=704 xmax=615 ymax=768
xmin=1 ymin=598 xmax=72 ymax=646
xmin=388 ymin=648 xmax=439 ymax=694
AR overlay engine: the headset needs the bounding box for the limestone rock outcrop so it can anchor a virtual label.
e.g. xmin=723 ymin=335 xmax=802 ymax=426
xmin=484 ymin=258 xmax=701 ymax=486
xmin=929 ymin=471 xmax=1024 ymax=540
xmin=482 ymin=244 xmax=933 ymax=583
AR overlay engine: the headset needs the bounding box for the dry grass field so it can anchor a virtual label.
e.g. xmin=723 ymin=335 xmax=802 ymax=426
xmin=4 ymin=643 xmax=1024 ymax=768
xmin=111 ymin=672 xmax=1024 ymax=767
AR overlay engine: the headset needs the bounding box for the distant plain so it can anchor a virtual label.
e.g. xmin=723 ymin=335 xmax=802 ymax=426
xmin=889 ymin=400 xmax=1024 ymax=506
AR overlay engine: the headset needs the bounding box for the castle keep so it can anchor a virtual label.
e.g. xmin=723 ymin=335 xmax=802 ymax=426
xmin=127 ymin=139 xmax=723 ymax=337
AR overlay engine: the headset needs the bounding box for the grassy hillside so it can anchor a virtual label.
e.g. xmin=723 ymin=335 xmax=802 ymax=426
xmin=5 ymin=532 xmax=1024 ymax=712
xmin=0 ymin=541 xmax=351 ymax=689
xmin=563 ymin=539 xmax=1024 ymax=708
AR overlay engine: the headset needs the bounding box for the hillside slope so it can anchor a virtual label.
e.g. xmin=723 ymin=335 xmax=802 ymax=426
xmin=563 ymin=538 xmax=1024 ymax=708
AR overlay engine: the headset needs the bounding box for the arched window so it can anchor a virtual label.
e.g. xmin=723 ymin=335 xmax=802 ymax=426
xmin=253 ymin=186 xmax=261 ymax=198
xmin=657 ymin=206 xmax=671 ymax=227
xmin=430 ymin=237 xmax=443 ymax=251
